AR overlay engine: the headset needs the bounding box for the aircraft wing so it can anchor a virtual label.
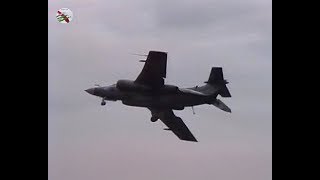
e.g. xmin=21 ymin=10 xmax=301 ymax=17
xmin=135 ymin=51 xmax=167 ymax=89
xmin=149 ymin=108 xmax=198 ymax=142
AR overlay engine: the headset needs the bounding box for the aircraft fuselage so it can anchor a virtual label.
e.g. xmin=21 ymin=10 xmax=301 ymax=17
xmin=85 ymin=81 xmax=215 ymax=110
xmin=121 ymin=92 xmax=212 ymax=110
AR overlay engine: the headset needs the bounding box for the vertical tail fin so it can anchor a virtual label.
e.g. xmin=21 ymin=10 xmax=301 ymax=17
xmin=205 ymin=67 xmax=231 ymax=97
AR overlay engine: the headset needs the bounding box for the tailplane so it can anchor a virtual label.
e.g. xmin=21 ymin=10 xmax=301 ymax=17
xmin=212 ymin=99 xmax=231 ymax=113
xmin=188 ymin=67 xmax=232 ymax=113
xmin=205 ymin=67 xmax=231 ymax=97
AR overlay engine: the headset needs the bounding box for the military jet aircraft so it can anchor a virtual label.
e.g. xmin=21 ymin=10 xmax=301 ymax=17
xmin=85 ymin=51 xmax=231 ymax=142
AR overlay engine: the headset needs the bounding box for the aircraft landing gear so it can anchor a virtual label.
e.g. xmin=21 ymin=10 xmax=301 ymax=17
xmin=101 ymin=98 xmax=106 ymax=106
xmin=150 ymin=116 xmax=158 ymax=122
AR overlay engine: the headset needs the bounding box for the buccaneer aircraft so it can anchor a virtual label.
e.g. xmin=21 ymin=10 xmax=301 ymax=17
xmin=85 ymin=51 xmax=231 ymax=142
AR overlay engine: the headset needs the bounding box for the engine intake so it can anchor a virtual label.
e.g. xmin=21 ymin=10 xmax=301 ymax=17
xmin=116 ymin=80 xmax=152 ymax=92
xmin=158 ymin=85 xmax=179 ymax=94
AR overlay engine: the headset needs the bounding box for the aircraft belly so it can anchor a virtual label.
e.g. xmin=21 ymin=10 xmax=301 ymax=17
xmin=122 ymin=94 xmax=153 ymax=107
xmin=122 ymin=94 xmax=208 ymax=108
xmin=173 ymin=95 xmax=208 ymax=107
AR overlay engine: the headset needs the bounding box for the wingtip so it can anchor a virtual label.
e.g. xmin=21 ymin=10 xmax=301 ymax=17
xmin=181 ymin=138 xmax=198 ymax=142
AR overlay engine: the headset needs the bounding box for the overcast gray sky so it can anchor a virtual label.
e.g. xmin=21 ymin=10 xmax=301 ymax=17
xmin=49 ymin=0 xmax=272 ymax=180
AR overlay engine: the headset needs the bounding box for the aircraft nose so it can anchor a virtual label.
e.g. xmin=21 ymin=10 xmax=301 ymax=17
xmin=85 ymin=88 xmax=95 ymax=95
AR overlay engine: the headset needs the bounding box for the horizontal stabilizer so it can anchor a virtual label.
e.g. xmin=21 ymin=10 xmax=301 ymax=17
xmin=212 ymin=99 xmax=231 ymax=113
xmin=205 ymin=67 xmax=231 ymax=97
xmin=220 ymin=86 xmax=231 ymax=97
